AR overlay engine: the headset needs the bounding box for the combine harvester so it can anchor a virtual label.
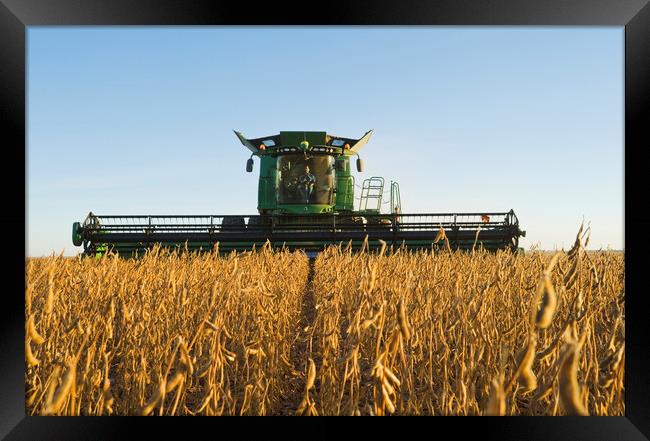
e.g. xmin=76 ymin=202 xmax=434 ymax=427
xmin=72 ymin=130 xmax=525 ymax=256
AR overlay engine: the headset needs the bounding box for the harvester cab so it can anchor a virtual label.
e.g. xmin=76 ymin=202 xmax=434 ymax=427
xmin=235 ymin=130 xmax=373 ymax=216
xmin=72 ymin=130 xmax=526 ymax=256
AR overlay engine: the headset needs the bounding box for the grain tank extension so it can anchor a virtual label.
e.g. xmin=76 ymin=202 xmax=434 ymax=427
xmin=72 ymin=130 xmax=525 ymax=256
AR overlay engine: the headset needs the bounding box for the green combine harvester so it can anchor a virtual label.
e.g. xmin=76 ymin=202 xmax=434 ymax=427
xmin=72 ymin=130 xmax=525 ymax=256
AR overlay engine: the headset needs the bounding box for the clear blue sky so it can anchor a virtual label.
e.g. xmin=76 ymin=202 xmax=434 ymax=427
xmin=27 ymin=27 xmax=623 ymax=256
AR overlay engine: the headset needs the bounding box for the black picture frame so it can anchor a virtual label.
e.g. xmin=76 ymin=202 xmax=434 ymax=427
xmin=2 ymin=0 xmax=648 ymax=439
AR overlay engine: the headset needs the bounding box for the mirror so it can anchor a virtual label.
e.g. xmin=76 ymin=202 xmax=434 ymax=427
xmin=246 ymin=158 xmax=254 ymax=173
xmin=356 ymin=157 xmax=364 ymax=172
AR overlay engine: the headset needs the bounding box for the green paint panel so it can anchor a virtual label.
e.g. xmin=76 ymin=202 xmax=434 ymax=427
xmin=257 ymin=155 xmax=278 ymax=211
xmin=276 ymin=204 xmax=333 ymax=214
xmin=335 ymin=176 xmax=354 ymax=211
xmin=280 ymin=131 xmax=327 ymax=146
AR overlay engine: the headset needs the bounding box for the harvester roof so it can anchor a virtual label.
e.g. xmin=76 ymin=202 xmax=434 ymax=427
xmin=234 ymin=130 xmax=373 ymax=155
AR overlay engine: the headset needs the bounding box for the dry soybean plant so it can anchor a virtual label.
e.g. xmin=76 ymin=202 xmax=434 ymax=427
xmin=25 ymin=243 xmax=309 ymax=415
xmin=25 ymin=225 xmax=624 ymax=416
xmin=306 ymin=225 xmax=624 ymax=415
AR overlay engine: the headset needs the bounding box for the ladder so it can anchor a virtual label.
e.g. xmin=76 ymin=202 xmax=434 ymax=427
xmin=358 ymin=177 xmax=384 ymax=212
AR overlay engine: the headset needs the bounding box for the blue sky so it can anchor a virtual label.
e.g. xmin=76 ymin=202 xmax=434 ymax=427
xmin=27 ymin=27 xmax=623 ymax=256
